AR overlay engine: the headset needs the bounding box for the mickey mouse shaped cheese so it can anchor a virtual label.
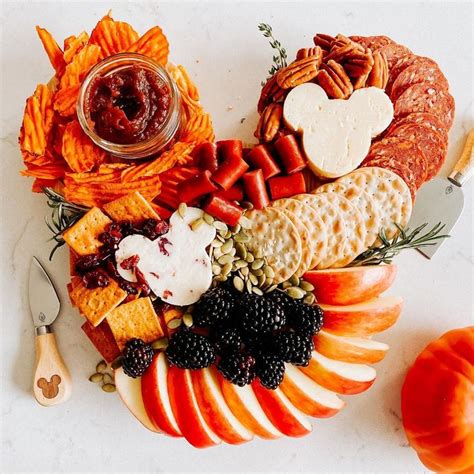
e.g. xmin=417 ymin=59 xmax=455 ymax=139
xmin=283 ymin=83 xmax=394 ymax=178
xmin=115 ymin=207 xmax=216 ymax=306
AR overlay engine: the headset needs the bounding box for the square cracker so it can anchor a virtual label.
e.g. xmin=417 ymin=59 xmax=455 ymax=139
xmin=63 ymin=207 xmax=111 ymax=256
xmin=70 ymin=279 xmax=127 ymax=327
xmin=106 ymin=297 xmax=165 ymax=350
xmin=102 ymin=191 xmax=159 ymax=224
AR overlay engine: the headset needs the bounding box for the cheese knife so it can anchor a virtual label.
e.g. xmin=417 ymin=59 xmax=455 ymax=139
xmin=408 ymin=128 xmax=474 ymax=258
xmin=29 ymin=257 xmax=72 ymax=406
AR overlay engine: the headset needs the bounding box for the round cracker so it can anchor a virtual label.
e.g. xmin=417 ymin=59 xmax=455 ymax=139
xmin=337 ymin=167 xmax=412 ymax=239
xmin=314 ymin=182 xmax=381 ymax=247
xmin=244 ymin=207 xmax=302 ymax=284
xmin=292 ymin=193 xmax=346 ymax=269
xmin=271 ymin=198 xmax=328 ymax=270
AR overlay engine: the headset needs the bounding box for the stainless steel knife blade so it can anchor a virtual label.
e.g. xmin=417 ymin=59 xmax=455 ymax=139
xmin=28 ymin=257 xmax=61 ymax=328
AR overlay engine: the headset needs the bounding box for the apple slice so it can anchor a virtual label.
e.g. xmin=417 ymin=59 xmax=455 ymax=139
xmin=321 ymin=296 xmax=403 ymax=336
xmin=314 ymin=330 xmax=389 ymax=364
xmin=191 ymin=367 xmax=253 ymax=444
xmin=303 ymin=265 xmax=397 ymax=305
xmin=251 ymin=381 xmax=312 ymax=438
xmin=280 ymin=364 xmax=345 ymax=418
xmin=168 ymin=366 xmax=221 ymax=448
xmin=141 ymin=352 xmax=181 ymax=437
xmin=300 ymin=351 xmax=376 ymax=395
xmin=115 ymin=367 xmax=159 ymax=432
xmin=219 ymin=374 xmax=282 ymax=440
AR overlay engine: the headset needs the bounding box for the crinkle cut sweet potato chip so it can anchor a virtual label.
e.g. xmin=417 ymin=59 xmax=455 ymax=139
xmin=53 ymin=83 xmax=81 ymax=116
xmin=63 ymin=31 xmax=89 ymax=64
xmin=128 ymin=26 xmax=169 ymax=66
xmin=62 ymin=120 xmax=107 ymax=172
xmin=182 ymin=112 xmax=214 ymax=144
xmin=167 ymin=64 xmax=202 ymax=120
xmin=35 ymin=26 xmax=66 ymax=75
xmin=89 ymin=14 xmax=139 ymax=58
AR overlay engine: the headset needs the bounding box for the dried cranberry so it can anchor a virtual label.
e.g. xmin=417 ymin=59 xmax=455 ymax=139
xmin=158 ymin=237 xmax=172 ymax=256
xmin=141 ymin=219 xmax=170 ymax=240
xmin=99 ymin=223 xmax=123 ymax=248
xmin=120 ymin=222 xmax=139 ymax=236
xmin=75 ymin=254 xmax=101 ymax=275
xmin=82 ymin=270 xmax=110 ymax=289
xmin=120 ymin=254 xmax=140 ymax=270
xmin=135 ymin=267 xmax=151 ymax=296
xmin=105 ymin=259 xmax=121 ymax=280
xmin=119 ymin=279 xmax=139 ymax=295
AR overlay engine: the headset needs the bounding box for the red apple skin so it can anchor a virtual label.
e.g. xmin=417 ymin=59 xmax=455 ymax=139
xmin=168 ymin=366 xmax=221 ymax=448
xmin=280 ymin=372 xmax=344 ymax=418
xmin=303 ymin=264 xmax=397 ymax=305
xmin=219 ymin=374 xmax=282 ymax=440
xmin=141 ymin=354 xmax=182 ymax=437
xmin=313 ymin=331 xmax=389 ymax=364
xmin=191 ymin=368 xmax=252 ymax=445
xmin=299 ymin=356 xmax=375 ymax=395
xmin=251 ymin=381 xmax=312 ymax=438
xmin=321 ymin=296 xmax=403 ymax=336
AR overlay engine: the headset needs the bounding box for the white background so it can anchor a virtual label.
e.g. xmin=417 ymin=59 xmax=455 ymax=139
xmin=1 ymin=1 xmax=473 ymax=472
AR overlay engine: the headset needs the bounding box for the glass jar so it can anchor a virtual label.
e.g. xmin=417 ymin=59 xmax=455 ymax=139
xmin=77 ymin=53 xmax=182 ymax=160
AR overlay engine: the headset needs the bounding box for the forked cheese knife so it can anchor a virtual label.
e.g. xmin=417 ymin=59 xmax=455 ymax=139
xmin=408 ymin=129 xmax=474 ymax=258
xmin=29 ymin=257 xmax=72 ymax=406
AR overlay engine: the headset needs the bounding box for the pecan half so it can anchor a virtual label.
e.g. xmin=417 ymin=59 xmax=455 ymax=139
xmin=254 ymin=103 xmax=283 ymax=142
xmin=366 ymin=51 xmax=389 ymax=89
xmin=313 ymin=33 xmax=335 ymax=52
xmin=316 ymin=60 xmax=353 ymax=99
xmin=257 ymin=74 xmax=283 ymax=113
xmin=343 ymin=49 xmax=375 ymax=78
xmin=296 ymin=47 xmax=322 ymax=61
xmin=276 ymin=52 xmax=322 ymax=89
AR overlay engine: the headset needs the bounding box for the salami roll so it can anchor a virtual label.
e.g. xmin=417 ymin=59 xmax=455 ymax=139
xmin=385 ymin=122 xmax=447 ymax=180
xmin=377 ymin=43 xmax=412 ymax=69
xmin=364 ymin=137 xmax=428 ymax=187
xmin=384 ymin=112 xmax=448 ymax=138
xmin=349 ymin=35 xmax=395 ymax=50
xmin=362 ymin=158 xmax=417 ymax=200
xmin=394 ymin=82 xmax=455 ymax=130
xmin=391 ymin=61 xmax=449 ymax=101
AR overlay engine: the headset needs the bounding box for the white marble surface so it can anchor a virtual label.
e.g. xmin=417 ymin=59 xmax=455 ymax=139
xmin=1 ymin=1 xmax=473 ymax=472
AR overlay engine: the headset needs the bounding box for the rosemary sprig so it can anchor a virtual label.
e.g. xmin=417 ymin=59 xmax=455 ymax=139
xmin=43 ymin=187 xmax=90 ymax=260
xmin=350 ymin=222 xmax=450 ymax=266
xmin=258 ymin=23 xmax=288 ymax=83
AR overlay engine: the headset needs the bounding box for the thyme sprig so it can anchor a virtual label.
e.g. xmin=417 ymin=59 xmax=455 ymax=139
xmin=258 ymin=23 xmax=288 ymax=83
xmin=350 ymin=222 xmax=449 ymax=266
xmin=43 ymin=187 xmax=89 ymax=260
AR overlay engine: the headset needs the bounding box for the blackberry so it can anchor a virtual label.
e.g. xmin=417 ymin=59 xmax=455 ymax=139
xmin=266 ymin=290 xmax=294 ymax=314
xmin=217 ymin=352 xmax=256 ymax=386
xmin=166 ymin=329 xmax=216 ymax=369
xmin=239 ymin=293 xmax=286 ymax=334
xmin=122 ymin=338 xmax=154 ymax=378
xmin=211 ymin=327 xmax=242 ymax=355
xmin=274 ymin=332 xmax=314 ymax=366
xmin=289 ymin=302 xmax=324 ymax=336
xmin=256 ymin=355 xmax=285 ymax=390
xmin=192 ymin=286 xmax=235 ymax=328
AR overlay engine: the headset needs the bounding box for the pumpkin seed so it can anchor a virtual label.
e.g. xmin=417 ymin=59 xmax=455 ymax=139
xmin=246 ymin=279 xmax=253 ymax=293
xmin=217 ymin=234 xmax=226 ymax=242
xmin=218 ymin=254 xmax=233 ymax=265
xmin=191 ymin=217 xmax=204 ymax=231
xmin=265 ymin=284 xmax=278 ymax=293
xmin=234 ymin=259 xmax=247 ymax=269
xmin=167 ymin=318 xmax=183 ymax=329
xmin=286 ymin=286 xmax=306 ymax=299
xmin=213 ymin=221 xmax=228 ymax=232
xmin=245 ymin=252 xmax=254 ymax=263
xmin=233 ymin=275 xmax=244 ymax=292
xmin=254 ymin=248 xmax=263 ymax=259
xmin=240 ymin=266 xmax=249 ymax=277
xmin=252 ymin=287 xmax=263 ymax=296
xmin=251 ymin=259 xmax=264 ymax=270
xmin=152 ymin=337 xmax=169 ymax=350
xmin=222 ymin=262 xmax=233 ymax=276
xmin=289 ymin=274 xmax=300 ymax=286
xmin=203 ymin=213 xmax=214 ymax=225
xmin=224 ymin=230 xmax=232 ymax=239
xmin=89 ymin=373 xmax=104 ymax=383
xmin=111 ymin=357 xmax=123 ymax=370
xmin=281 ymin=281 xmax=292 ymax=289
xmin=235 ymin=242 xmax=247 ymax=259
xmin=263 ymin=266 xmax=275 ymax=279
xmin=249 ymin=273 xmax=258 ymax=285
xmin=178 ymin=202 xmax=187 ymax=218
xmin=221 ymin=240 xmax=233 ymax=254
xmin=258 ymin=273 xmax=266 ymax=287
xmin=214 ymin=274 xmax=228 ymax=283
xmin=234 ymin=232 xmax=250 ymax=243
xmin=229 ymin=248 xmax=236 ymax=257
xmin=252 ymin=268 xmax=264 ymax=277
xmin=303 ymin=293 xmax=316 ymax=305
xmin=265 ymin=276 xmax=274 ymax=287
xmin=299 ymin=280 xmax=315 ymax=292
xmin=183 ymin=313 xmax=194 ymax=327
xmin=211 ymin=238 xmax=223 ymax=248
xmin=213 ymin=247 xmax=223 ymax=259
xmin=239 ymin=215 xmax=253 ymax=227
xmin=102 ymin=383 xmax=116 ymax=393
xmin=103 ymin=373 xmax=114 ymax=385
xmin=212 ymin=264 xmax=222 ymax=275
xmin=96 ymin=360 xmax=107 ymax=373
xmin=231 ymin=224 xmax=241 ymax=234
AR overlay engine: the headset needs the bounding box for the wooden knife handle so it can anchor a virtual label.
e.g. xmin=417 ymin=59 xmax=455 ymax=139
xmin=449 ymin=128 xmax=474 ymax=187
xmin=33 ymin=330 xmax=72 ymax=407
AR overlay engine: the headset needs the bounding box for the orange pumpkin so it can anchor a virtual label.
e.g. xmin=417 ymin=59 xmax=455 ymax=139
xmin=401 ymin=327 xmax=474 ymax=473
